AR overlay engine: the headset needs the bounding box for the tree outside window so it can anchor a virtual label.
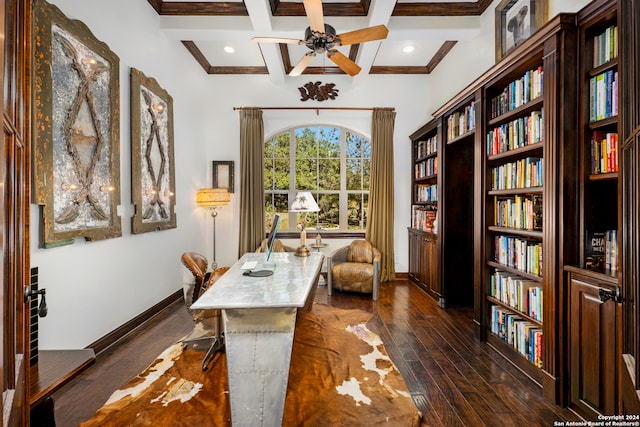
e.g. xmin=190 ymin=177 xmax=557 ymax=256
xmin=264 ymin=125 xmax=370 ymax=232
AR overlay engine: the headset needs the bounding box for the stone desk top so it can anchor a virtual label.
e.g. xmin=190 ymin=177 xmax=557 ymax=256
xmin=191 ymin=251 xmax=323 ymax=310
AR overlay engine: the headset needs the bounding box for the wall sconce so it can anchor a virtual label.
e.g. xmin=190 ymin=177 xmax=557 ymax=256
xmin=100 ymin=185 xmax=115 ymax=192
xmin=289 ymin=191 xmax=319 ymax=257
xmin=196 ymin=188 xmax=231 ymax=269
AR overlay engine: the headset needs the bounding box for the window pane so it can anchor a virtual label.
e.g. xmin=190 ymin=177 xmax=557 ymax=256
xmin=363 ymin=159 xmax=370 ymax=191
xmin=265 ymin=132 xmax=289 ymax=158
xmin=346 ymin=131 xmax=368 ymax=157
xmin=346 ymin=159 xmax=362 ymax=191
xmin=348 ymin=193 xmax=367 ymax=230
xmin=274 ymin=159 xmax=290 ymax=190
xmin=296 ymin=158 xmax=318 ymax=190
xmin=317 ymin=193 xmax=339 ymax=229
xmin=295 ymin=127 xmax=317 ymax=158
xmin=318 ymin=159 xmax=340 ymax=190
xmin=265 ymin=193 xmax=289 ymax=231
xmin=318 ymin=127 xmax=340 ymax=158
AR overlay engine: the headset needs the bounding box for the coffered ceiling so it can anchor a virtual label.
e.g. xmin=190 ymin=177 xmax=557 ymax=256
xmin=146 ymin=0 xmax=494 ymax=78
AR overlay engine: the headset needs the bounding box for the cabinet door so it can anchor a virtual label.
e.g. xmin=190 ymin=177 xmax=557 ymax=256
xmin=570 ymin=275 xmax=618 ymax=417
xmin=408 ymin=231 xmax=420 ymax=284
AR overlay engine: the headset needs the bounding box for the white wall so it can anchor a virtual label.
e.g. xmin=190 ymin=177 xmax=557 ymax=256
xmin=33 ymin=0 xmax=591 ymax=349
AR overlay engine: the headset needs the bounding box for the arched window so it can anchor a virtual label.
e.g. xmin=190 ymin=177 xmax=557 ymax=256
xmin=264 ymin=125 xmax=370 ymax=233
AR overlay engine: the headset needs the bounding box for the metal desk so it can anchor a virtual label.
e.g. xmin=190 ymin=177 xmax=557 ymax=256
xmin=191 ymin=251 xmax=323 ymax=426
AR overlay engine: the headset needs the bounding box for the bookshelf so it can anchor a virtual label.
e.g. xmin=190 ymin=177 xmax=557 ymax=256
xmin=475 ymin=15 xmax=578 ymax=401
xmin=484 ymin=58 xmax=547 ymax=385
xmin=566 ymin=0 xmax=619 ymax=418
xmin=409 ymin=119 xmax=440 ymax=300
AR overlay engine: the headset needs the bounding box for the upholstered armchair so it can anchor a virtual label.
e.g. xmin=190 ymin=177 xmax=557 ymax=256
xmin=327 ymin=240 xmax=381 ymax=300
xmin=180 ymin=252 xmax=229 ymax=370
xmin=255 ymin=238 xmax=295 ymax=253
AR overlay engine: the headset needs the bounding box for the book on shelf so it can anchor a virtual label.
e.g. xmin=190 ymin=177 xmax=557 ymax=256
xmin=583 ymin=229 xmax=617 ymax=272
xmin=491 ymin=157 xmax=543 ymax=190
xmin=494 ymin=235 xmax=542 ymax=276
xmin=415 ymin=156 xmax=437 ymax=179
xmin=486 ymin=109 xmax=544 ymax=156
xmin=593 ymin=24 xmax=618 ymax=68
xmin=412 ymin=206 xmax=437 ymax=233
xmin=589 ymin=70 xmax=618 ymax=122
xmin=416 ymin=135 xmax=438 ymax=159
xmin=590 ymin=131 xmax=618 ymax=174
xmin=446 ymin=101 xmax=475 ymax=141
xmin=490 ymin=270 xmax=543 ymax=321
xmin=494 ymin=194 xmax=543 ymax=232
xmin=490 ymin=66 xmax=544 ymax=118
xmin=490 ymin=305 xmax=543 ymax=367
xmin=415 ymin=184 xmax=438 ymax=203
xmin=585 ymin=230 xmax=605 ymax=270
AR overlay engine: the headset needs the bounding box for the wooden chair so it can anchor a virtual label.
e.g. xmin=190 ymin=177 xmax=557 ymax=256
xmin=180 ymin=252 xmax=229 ymax=370
xmin=327 ymin=240 xmax=381 ymax=300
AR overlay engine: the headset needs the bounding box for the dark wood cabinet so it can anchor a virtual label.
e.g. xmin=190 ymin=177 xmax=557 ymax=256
xmin=408 ymin=228 xmax=440 ymax=302
xmin=567 ymin=267 xmax=619 ymax=417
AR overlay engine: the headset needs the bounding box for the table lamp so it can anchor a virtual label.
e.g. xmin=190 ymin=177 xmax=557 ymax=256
xmin=289 ymin=191 xmax=320 ymax=257
xmin=196 ymin=188 xmax=230 ymax=269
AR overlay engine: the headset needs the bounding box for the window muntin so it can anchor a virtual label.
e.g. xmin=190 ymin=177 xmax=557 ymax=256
xmin=264 ymin=125 xmax=370 ymax=232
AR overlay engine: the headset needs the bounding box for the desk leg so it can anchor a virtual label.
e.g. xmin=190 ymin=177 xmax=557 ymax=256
xmin=222 ymin=307 xmax=297 ymax=427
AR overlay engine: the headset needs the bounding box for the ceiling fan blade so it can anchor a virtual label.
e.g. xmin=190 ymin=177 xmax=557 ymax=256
xmin=290 ymin=52 xmax=316 ymax=77
xmin=328 ymin=50 xmax=361 ymax=76
xmin=303 ymin=0 xmax=325 ymax=33
xmin=252 ymin=37 xmax=303 ymax=45
xmin=337 ymin=25 xmax=389 ymax=46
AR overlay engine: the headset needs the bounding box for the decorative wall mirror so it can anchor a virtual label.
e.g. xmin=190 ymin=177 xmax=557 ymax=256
xmin=130 ymin=68 xmax=177 ymax=233
xmin=33 ymin=0 xmax=122 ymax=247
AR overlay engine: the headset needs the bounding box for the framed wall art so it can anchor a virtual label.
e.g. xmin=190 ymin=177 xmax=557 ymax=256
xmin=495 ymin=0 xmax=548 ymax=61
xmin=212 ymin=161 xmax=234 ymax=193
xmin=130 ymin=68 xmax=177 ymax=234
xmin=33 ymin=0 xmax=121 ymax=247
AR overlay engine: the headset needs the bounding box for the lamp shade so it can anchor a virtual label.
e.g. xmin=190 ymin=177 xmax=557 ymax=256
xmin=289 ymin=191 xmax=319 ymax=212
xmin=196 ymin=188 xmax=230 ymax=207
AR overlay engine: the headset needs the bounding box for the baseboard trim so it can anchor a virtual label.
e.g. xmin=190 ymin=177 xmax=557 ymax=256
xmin=88 ymin=290 xmax=183 ymax=356
xmin=395 ymin=272 xmax=409 ymax=280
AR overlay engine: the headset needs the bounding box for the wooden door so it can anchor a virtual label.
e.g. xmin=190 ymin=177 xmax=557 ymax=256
xmin=1 ymin=0 xmax=31 ymax=424
xmin=569 ymin=273 xmax=618 ymax=417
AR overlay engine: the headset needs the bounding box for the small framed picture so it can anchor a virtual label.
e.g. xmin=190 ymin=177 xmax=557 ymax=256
xmin=212 ymin=161 xmax=234 ymax=193
xmin=495 ymin=0 xmax=547 ymax=61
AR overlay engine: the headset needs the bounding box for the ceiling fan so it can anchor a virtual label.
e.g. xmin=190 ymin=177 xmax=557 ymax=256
xmin=252 ymin=0 xmax=388 ymax=77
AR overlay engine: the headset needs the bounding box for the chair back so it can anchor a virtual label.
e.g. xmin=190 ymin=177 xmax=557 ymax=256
xmin=347 ymin=240 xmax=374 ymax=264
xmin=181 ymin=252 xmax=209 ymax=305
xmin=257 ymin=238 xmax=288 ymax=253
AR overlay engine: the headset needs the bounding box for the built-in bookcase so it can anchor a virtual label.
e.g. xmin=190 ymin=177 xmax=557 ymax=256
xmin=484 ymin=59 xmax=546 ymax=383
xmin=566 ymin=0 xmax=619 ymax=418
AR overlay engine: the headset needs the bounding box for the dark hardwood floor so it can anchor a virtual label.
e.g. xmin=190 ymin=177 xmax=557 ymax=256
xmin=53 ymin=279 xmax=582 ymax=426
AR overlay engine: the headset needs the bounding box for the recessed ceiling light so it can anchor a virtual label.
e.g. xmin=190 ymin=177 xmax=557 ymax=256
xmin=402 ymin=45 xmax=415 ymax=54
xmin=224 ymin=46 xmax=235 ymax=54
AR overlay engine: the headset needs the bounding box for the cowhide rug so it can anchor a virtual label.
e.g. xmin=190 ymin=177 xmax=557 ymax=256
xmin=80 ymin=303 xmax=422 ymax=426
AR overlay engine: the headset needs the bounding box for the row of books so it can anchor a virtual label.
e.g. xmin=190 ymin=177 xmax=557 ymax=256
xmin=416 ymin=135 xmax=438 ymax=159
xmin=494 ymin=235 xmax=543 ymax=276
xmin=489 ymin=66 xmax=544 ymax=119
xmin=486 ymin=110 xmax=544 ymax=156
xmin=494 ymin=194 xmax=543 ymax=231
xmin=416 ymin=183 xmax=437 ymax=203
xmin=585 ymin=229 xmax=618 ymax=272
xmin=446 ymin=102 xmax=475 ymax=141
xmin=411 ymin=206 xmax=437 ymax=233
xmin=593 ymin=24 xmax=618 ymax=68
xmin=591 ymin=131 xmax=618 ymax=174
xmin=415 ymin=157 xmax=437 ymax=179
xmin=589 ymin=70 xmax=618 ymax=122
xmin=490 ymin=270 xmax=543 ymax=322
xmin=490 ymin=305 xmax=543 ymax=368
xmin=491 ymin=157 xmax=543 ymax=190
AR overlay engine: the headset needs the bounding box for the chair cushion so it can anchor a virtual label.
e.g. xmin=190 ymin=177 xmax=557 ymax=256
xmin=331 ymin=262 xmax=374 ymax=294
xmin=347 ymin=240 xmax=373 ymax=264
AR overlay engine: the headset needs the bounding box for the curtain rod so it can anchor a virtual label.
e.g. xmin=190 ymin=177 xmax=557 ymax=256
xmin=233 ymin=107 xmax=394 ymax=112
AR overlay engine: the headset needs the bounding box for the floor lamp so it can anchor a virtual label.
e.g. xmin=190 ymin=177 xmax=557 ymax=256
xmin=289 ymin=191 xmax=320 ymax=257
xmin=196 ymin=188 xmax=230 ymax=270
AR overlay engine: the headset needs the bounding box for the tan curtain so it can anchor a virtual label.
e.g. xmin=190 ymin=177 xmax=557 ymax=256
xmin=366 ymin=108 xmax=396 ymax=282
xmin=238 ymin=108 xmax=265 ymax=256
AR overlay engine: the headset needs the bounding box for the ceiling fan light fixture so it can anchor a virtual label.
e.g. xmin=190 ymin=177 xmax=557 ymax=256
xmin=304 ymin=24 xmax=337 ymax=53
